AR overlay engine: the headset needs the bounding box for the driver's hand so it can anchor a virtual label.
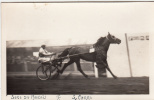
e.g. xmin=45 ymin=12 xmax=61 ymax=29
xmin=51 ymin=52 xmax=56 ymax=55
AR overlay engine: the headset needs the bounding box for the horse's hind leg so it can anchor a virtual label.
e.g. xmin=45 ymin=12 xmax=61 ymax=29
xmin=75 ymin=60 xmax=89 ymax=78
xmin=58 ymin=60 xmax=74 ymax=74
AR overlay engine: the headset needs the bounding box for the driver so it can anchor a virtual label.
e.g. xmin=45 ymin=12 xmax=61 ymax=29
xmin=38 ymin=44 xmax=56 ymax=63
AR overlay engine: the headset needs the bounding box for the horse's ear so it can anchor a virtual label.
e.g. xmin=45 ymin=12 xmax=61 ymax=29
xmin=108 ymin=32 xmax=111 ymax=37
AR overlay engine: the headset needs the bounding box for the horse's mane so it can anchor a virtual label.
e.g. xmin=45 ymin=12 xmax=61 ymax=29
xmin=93 ymin=37 xmax=106 ymax=48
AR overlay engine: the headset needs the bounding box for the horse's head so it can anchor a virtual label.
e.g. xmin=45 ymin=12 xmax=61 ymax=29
xmin=106 ymin=32 xmax=121 ymax=44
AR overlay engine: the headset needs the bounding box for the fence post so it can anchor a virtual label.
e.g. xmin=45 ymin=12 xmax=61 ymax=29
xmin=90 ymin=48 xmax=99 ymax=78
xmin=94 ymin=63 xmax=99 ymax=78
xmin=24 ymin=60 xmax=28 ymax=72
xmin=74 ymin=63 xmax=77 ymax=71
xmin=125 ymin=33 xmax=133 ymax=77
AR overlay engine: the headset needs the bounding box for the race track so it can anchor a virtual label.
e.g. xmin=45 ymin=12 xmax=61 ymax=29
xmin=7 ymin=76 xmax=149 ymax=94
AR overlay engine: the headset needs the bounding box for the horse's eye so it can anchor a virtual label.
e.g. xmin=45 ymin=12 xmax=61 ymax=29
xmin=112 ymin=36 xmax=115 ymax=38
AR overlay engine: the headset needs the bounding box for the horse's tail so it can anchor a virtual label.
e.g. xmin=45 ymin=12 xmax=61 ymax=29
xmin=58 ymin=47 xmax=72 ymax=58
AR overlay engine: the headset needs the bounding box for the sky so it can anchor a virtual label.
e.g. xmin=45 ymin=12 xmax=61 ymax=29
xmin=2 ymin=2 xmax=154 ymax=45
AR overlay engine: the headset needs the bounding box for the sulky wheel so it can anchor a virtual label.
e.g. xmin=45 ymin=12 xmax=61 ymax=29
xmin=36 ymin=65 xmax=51 ymax=80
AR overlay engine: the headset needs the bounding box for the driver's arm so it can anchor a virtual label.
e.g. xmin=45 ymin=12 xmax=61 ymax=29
xmin=44 ymin=49 xmax=56 ymax=56
xmin=49 ymin=52 xmax=56 ymax=56
xmin=39 ymin=49 xmax=56 ymax=56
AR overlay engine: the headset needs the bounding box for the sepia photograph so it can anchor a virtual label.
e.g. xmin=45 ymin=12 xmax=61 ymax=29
xmin=1 ymin=2 xmax=154 ymax=100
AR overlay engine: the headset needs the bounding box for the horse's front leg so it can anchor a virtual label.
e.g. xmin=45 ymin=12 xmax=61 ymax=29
xmin=104 ymin=61 xmax=117 ymax=79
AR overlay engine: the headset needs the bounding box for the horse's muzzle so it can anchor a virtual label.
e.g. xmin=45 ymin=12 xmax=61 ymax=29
xmin=117 ymin=39 xmax=121 ymax=44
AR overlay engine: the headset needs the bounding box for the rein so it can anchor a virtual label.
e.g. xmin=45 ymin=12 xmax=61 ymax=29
xmin=106 ymin=35 xmax=111 ymax=42
xmin=55 ymin=52 xmax=93 ymax=60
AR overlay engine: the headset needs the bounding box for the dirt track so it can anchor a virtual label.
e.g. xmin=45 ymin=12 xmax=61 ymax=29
xmin=7 ymin=77 xmax=149 ymax=94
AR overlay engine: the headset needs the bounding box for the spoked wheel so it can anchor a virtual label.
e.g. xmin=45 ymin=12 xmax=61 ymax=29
xmin=36 ymin=65 xmax=51 ymax=80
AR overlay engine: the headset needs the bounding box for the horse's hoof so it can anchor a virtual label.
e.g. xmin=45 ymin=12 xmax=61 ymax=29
xmin=57 ymin=70 xmax=62 ymax=74
xmin=85 ymin=75 xmax=90 ymax=79
xmin=54 ymin=73 xmax=60 ymax=79
xmin=114 ymin=76 xmax=118 ymax=79
xmin=87 ymin=77 xmax=90 ymax=79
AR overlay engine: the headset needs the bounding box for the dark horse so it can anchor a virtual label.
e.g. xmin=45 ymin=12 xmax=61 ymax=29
xmin=57 ymin=32 xmax=121 ymax=79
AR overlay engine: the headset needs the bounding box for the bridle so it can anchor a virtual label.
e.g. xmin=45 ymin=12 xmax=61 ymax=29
xmin=106 ymin=35 xmax=110 ymax=42
xmin=106 ymin=35 xmax=117 ymax=43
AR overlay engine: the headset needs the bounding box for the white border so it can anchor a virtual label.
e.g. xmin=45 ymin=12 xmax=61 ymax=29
xmin=1 ymin=1 xmax=154 ymax=100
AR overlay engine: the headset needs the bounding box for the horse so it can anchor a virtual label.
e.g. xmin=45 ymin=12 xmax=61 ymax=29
xmin=57 ymin=32 xmax=121 ymax=79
